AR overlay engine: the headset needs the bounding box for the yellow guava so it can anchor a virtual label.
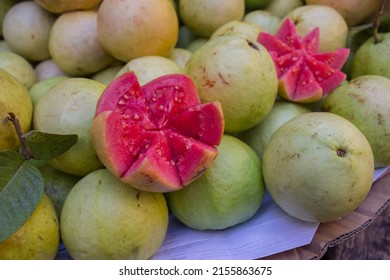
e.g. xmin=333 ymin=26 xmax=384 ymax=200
xmin=0 ymin=194 xmax=60 ymax=260
xmin=0 ymin=68 xmax=33 ymax=151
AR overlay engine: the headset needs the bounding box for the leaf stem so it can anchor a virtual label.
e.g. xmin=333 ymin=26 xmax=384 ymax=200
xmin=373 ymin=0 xmax=388 ymax=44
xmin=5 ymin=112 xmax=33 ymax=160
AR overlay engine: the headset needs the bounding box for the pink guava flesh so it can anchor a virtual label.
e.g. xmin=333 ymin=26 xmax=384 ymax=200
xmin=92 ymin=72 xmax=224 ymax=192
xmin=258 ymin=18 xmax=349 ymax=103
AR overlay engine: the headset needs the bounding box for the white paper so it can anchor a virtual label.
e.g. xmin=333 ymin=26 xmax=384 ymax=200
xmin=151 ymin=166 xmax=390 ymax=260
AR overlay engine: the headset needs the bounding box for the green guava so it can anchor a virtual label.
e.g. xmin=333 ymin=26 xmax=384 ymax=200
xmin=243 ymin=10 xmax=281 ymax=34
xmin=60 ymin=168 xmax=169 ymax=260
xmin=322 ymin=75 xmax=390 ymax=167
xmin=351 ymin=33 xmax=390 ymax=79
xmin=185 ymin=34 xmax=278 ymax=132
xmin=29 ymin=76 xmax=69 ymax=107
xmin=262 ymin=112 xmax=374 ymax=223
xmin=166 ymin=134 xmax=265 ymax=230
xmin=179 ymin=0 xmax=245 ymax=38
xmin=34 ymin=0 xmax=102 ymax=14
xmin=33 ymin=78 xmax=105 ymax=176
xmin=210 ymin=20 xmax=265 ymax=42
xmin=239 ymin=101 xmax=310 ymax=160
xmin=0 ymin=51 xmax=37 ymax=89
xmin=40 ymin=164 xmax=81 ymax=220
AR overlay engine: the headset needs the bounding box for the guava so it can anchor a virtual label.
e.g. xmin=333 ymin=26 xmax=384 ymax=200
xmin=0 ymin=194 xmax=59 ymax=260
xmin=0 ymin=68 xmax=32 ymax=151
xmin=168 ymin=48 xmax=193 ymax=69
xmin=60 ymin=168 xmax=169 ymax=260
xmin=210 ymin=20 xmax=265 ymax=42
xmin=284 ymin=4 xmax=349 ymax=52
xmin=243 ymin=10 xmax=282 ymax=34
xmin=0 ymin=0 xmax=17 ymax=37
xmin=34 ymin=0 xmax=102 ymax=14
xmin=0 ymin=51 xmax=37 ymax=89
xmin=185 ymin=34 xmax=278 ymax=132
xmin=322 ymin=75 xmax=390 ymax=167
xmin=166 ymin=134 xmax=265 ymax=230
xmin=49 ymin=10 xmax=114 ymax=76
xmin=34 ymin=59 xmax=69 ymax=81
xmin=97 ymin=0 xmax=178 ymax=62
xmin=305 ymin=0 xmax=380 ymax=27
xmin=33 ymin=78 xmax=105 ymax=176
xmin=245 ymin=0 xmax=271 ymax=10
xmin=92 ymin=72 xmax=224 ymax=192
xmin=179 ymin=0 xmax=245 ymax=38
xmin=186 ymin=38 xmax=209 ymax=53
xmin=0 ymin=40 xmax=12 ymax=52
xmin=40 ymin=164 xmax=81 ymax=220
xmin=262 ymin=112 xmax=375 ymax=223
xmin=265 ymin=0 xmax=304 ymax=18
xmin=258 ymin=18 xmax=349 ymax=103
xmin=2 ymin=1 xmax=56 ymax=61
xmin=350 ymin=33 xmax=390 ymax=79
xmin=29 ymin=76 xmax=69 ymax=107
xmin=115 ymin=56 xmax=185 ymax=86
xmin=91 ymin=65 xmax=124 ymax=86
xmin=239 ymin=101 xmax=310 ymax=160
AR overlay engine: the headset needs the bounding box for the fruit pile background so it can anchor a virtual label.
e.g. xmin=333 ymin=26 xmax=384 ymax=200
xmin=1 ymin=0 xmax=390 ymax=260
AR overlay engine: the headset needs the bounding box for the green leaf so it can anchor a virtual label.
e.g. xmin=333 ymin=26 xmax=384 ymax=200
xmin=0 ymin=151 xmax=44 ymax=242
xmin=24 ymin=130 xmax=78 ymax=160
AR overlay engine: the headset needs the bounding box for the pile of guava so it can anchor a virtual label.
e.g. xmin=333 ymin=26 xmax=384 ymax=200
xmin=1 ymin=0 xmax=390 ymax=260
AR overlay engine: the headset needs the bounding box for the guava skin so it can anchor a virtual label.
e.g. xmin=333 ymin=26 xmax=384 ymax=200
xmin=0 ymin=194 xmax=60 ymax=260
xmin=284 ymin=5 xmax=348 ymax=52
xmin=60 ymin=169 xmax=169 ymax=260
xmin=238 ymin=101 xmax=310 ymax=161
xmin=97 ymin=0 xmax=179 ymax=62
xmin=262 ymin=112 xmax=374 ymax=223
xmin=0 ymin=68 xmax=33 ymax=151
xmin=322 ymin=75 xmax=390 ymax=167
xmin=166 ymin=135 xmax=265 ymax=230
xmin=351 ymin=33 xmax=390 ymax=80
xmin=33 ymin=78 xmax=106 ymax=176
xmin=185 ymin=34 xmax=278 ymax=133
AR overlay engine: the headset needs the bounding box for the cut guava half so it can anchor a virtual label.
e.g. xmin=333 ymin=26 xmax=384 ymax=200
xmin=258 ymin=18 xmax=349 ymax=103
xmin=92 ymin=71 xmax=224 ymax=192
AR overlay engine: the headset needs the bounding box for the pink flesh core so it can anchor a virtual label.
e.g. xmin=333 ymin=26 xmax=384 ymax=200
xmin=142 ymin=74 xmax=201 ymax=127
xmin=166 ymin=102 xmax=224 ymax=146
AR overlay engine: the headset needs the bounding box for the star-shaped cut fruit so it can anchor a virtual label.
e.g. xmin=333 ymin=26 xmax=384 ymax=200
xmin=258 ymin=18 xmax=350 ymax=103
xmin=91 ymin=71 xmax=224 ymax=192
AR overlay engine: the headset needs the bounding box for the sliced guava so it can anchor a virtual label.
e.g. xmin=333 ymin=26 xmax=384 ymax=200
xmin=258 ymin=18 xmax=349 ymax=103
xmin=92 ymin=71 xmax=224 ymax=192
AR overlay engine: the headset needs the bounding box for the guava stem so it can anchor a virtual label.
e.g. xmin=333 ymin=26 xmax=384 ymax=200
xmin=5 ymin=112 xmax=33 ymax=160
xmin=373 ymin=0 xmax=388 ymax=44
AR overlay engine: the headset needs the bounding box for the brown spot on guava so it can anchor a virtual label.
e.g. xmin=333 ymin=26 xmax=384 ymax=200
xmin=348 ymin=92 xmax=365 ymax=104
xmin=336 ymin=148 xmax=346 ymax=157
xmin=246 ymin=40 xmax=259 ymax=51
xmin=136 ymin=191 xmax=140 ymax=201
xmin=218 ymin=72 xmax=229 ymax=85
xmin=311 ymin=132 xmax=318 ymax=139
xmin=377 ymin=113 xmax=384 ymax=125
xmin=200 ymin=66 xmax=216 ymax=88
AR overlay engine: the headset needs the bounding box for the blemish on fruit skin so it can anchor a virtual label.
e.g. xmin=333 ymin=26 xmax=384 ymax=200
xmin=218 ymin=72 xmax=229 ymax=85
xmin=246 ymin=40 xmax=259 ymax=51
xmin=336 ymin=148 xmax=346 ymax=157
xmin=348 ymin=92 xmax=366 ymax=104
xmin=136 ymin=191 xmax=140 ymax=201
xmin=377 ymin=113 xmax=384 ymax=125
